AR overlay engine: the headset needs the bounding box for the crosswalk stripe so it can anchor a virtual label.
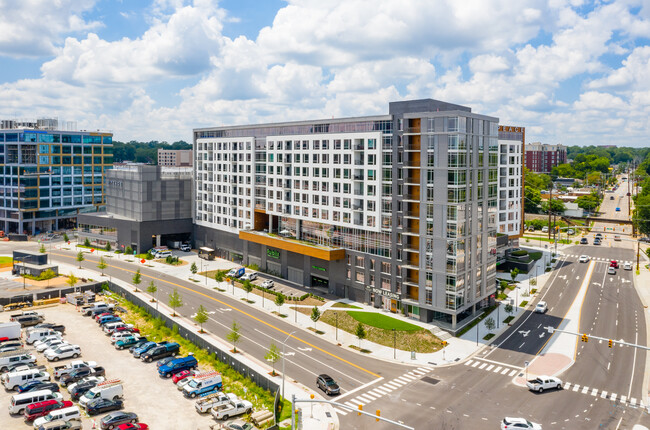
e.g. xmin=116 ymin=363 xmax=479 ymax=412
xmin=383 ymin=382 xmax=399 ymax=390
xmin=360 ymin=392 xmax=377 ymax=401
xmin=345 ymin=401 xmax=358 ymax=409
xmin=572 ymin=384 xmax=580 ymax=392
xmin=417 ymin=367 xmax=432 ymax=373
xmin=621 ymin=395 xmax=627 ymax=404
xmin=494 ymin=366 xmax=502 ymax=373
xmin=591 ymin=388 xmax=598 ymax=396
xmin=486 ymin=365 xmax=494 ymax=371
xmin=401 ymin=374 xmax=417 ymax=380
xmin=350 ymin=397 xmax=367 ymax=406
xmin=412 ymin=369 xmax=426 ymax=375
xmin=333 ymin=408 xmax=348 ymax=416
xmin=357 ymin=394 xmax=375 ymax=402
xmin=581 ymin=386 xmax=589 ymax=394
xmin=564 ymin=382 xmax=571 ymax=390
xmin=501 ymin=368 xmax=510 ymax=375
xmin=464 ymin=360 xmax=473 ymax=366
xmin=472 ymin=362 xmax=480 ymax=368
xmin=371 ymin=388 xmax=389 ymax=396
xmin=630 ymin=398 xmax=637 ymax=406
xmin=394 ymin=376 xmax=410 ymax=384
xmin=407 ymin=371 xmax=420 ymax=377
xmin=508 ymin=370 xmax=517 ymax=377
xmin=601 ymin=391 xmax=608 ymax=399
xmin=479 ymin=363 xmax=488 ymax=369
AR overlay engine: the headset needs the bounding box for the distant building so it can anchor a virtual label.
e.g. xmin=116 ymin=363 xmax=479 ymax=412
xmin=497 ymin=125 xmax=524 ymax=242
xmin=158 ymin=149 xmax=192 ymax=167
xmin=525 ymin=142 xmax=567 ymax=173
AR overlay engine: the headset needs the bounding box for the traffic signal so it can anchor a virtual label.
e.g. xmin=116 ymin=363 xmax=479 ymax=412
xmin=358 ymin=404 xmax=363 ymax=416
xmin=609 ymin=339 xmax=613 ymax=348
xmin=376 ymin=409 xmax=381 ymax=422
xmin=581 ymin=334 xmax=589 ymax=342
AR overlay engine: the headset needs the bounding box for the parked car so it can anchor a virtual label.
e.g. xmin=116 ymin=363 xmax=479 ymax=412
xmin=32 ymin=405 xmax=81 ymax=428
xmin=141 ymin=342 xmax=180 ymax=363
xmin=541 ymin=226 xmax=549 ymax=233
xmin=172 ymin=369 xmax=199 ymax=384
xmin=21 ymin=382 xmax=60 ymax=394
xmin=155 ymin=356 xmax=176 ymax=369
xmin=211 ymin=399 xmax=253 ymax=420
xmin=158 ymin=354 xmax=198 ymax=378
xmin=98 ymin=316 xmax=122 ymax=327
xmin=0 ymin=340 xmax=24 ymax=352
xmin=240 ymin=272 xmax=258 ymax=282
xmin=36 ymin=420 xmax=82 ymax=430
xmin=2 ymin=368 xmax=51 ymax=390
xmin=115 ymin=424 xmax=148 ymax=430
xmin=113 ymin=326 xmax=140 ymax=335
xmin=37 ymin=339 xmax=68 ymax=353
xmin=534 ymin=301 xmax=548 ymax=314
xmin=24 ymin=399 xmax=73 ymax=422
xmin=60 ymin=366 xmax=105 ymax=387
xmin=3 ymin=360 xmax=38 ymax=374
xmin=526 ymin=375 xmax=562 ymax=393
xmin=131 ymin=341 xmax=159 ymax=357
xmin=501 ymin=417 xmax=541 ymax=429
xmin=608 ymin=267 xmax=616 ymax=275
xmin=69 ymin=379 xmax=105 ymax=401
xmin=595 ymin=233 xmax=603 ymax=238
xmin=180 ymin=244 xmax=191 ymax=252
xmin=594 ymin=238 xmax=601 ymax=245
xmin=100 ymin=411 xmax=139 ymax=430
xmin=616 ymin=207 xmax=621 ymax=212
xmin=87 ymin=398 xmax=124 ymax=416
xmin=222 ymin=419 xmax=257 ymax=430
xmin=54 ymin=361 xmax=98 ymax=379
xmin=110 ymin=332 xmax=139 ymax=344
xmin=261 ymin=280 xmax=274 ymax=289
xmin=227 ymin=267 xmax=245 ymax=278
xmin=45 ymin=345 xmax=81 ymax=362
xmin=33 ymin=324 xmax=65 ymax=334
xmin=18 ymin=378 xmax=52 ymax=393
xmin=116 ymin=336 xmax=146 ymax=350
xmin=316 ymin=374 xmax=340 ymax=395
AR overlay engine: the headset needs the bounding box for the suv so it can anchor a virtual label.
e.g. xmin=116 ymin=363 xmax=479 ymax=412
xmin=579 ymin=238 xmax=588 ymax=244
xmin=140 ymin=342 xmax=180 ymax=363
xmin=501 ymin=417 xmax=542 ymax=429
xmin=180 ymin=244 xmax=191 ymax=252
xmin=316 ymin=374 xmax=340 ymax=395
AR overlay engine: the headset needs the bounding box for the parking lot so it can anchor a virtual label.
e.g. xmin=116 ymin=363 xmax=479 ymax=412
xmin=1 ymin=304 xmax=215 ymax=430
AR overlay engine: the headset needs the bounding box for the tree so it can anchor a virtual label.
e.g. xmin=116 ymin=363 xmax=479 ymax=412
xmin=524 ymin=187 xmax=542 ymax=214
xmin=634 ymin=194 xmax=650 ymax=236
xmin=39 ymin=244 xmax=46 ymax=253
xmin=76 ymin=251 xmax=84 ymax=269
xmin=84 ymin=237 xmax=91 ymax=247
xmin=63 ymin=233 xmax=69 ymax=242
xmin=190 ymin=262 xmax=198 ymax=280
xmin=504 ymin=303 xmax=514 ymax=318
xmin=510 ymin=268 xmax=520 ymax=284
xmin=66 ymin=273 xmax=78 ymax=293
xmin=125 ymin=246 xmax=133 ymax=255
xmin=105 ymin=242 xmax=112 ymax=252
xmin=147 ymin=280 xmax=157 ymax=302
xmin=132 ymin=269 xmax=142 ymax=292
xmin=194 ymin=305 xmax=209 ymax=333
xmin=311 ymin=306 xmax=321 ymax=329
xmin=97 ymin=257 xmax=107 ymax=276
xmin=484 ymin=317 xmax=496 ymax=334
xmin=264 ymin=342 xmax=280 ymax=376
xmin=274 ymin=294 xmax=285 ymax=314
xmin=242 ymin=280 xmax=253 ymax=301
xmin=168 ymin=289 xmax=183 ymax=316
xmin=576 ymin=194 xmax=600 ymax=213
xmin=227 ymin=320 xmax=241 ymax=353
xmin=355 ymin=322 xmax=366 ymax=349
xmin=499 ymin=280 xmax=509 ymax=294
xmin=214 ymin=270 xmax=226 ymax=283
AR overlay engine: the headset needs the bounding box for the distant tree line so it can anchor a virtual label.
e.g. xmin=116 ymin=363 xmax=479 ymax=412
xmin=112 ymin=140 xmax=191 ymax=164
xmin=553 ymin=146 xmax=650 ymax=179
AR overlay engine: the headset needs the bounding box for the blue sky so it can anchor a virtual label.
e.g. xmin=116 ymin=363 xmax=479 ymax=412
xmin=0 ymin=0 xmax=649 ymax=146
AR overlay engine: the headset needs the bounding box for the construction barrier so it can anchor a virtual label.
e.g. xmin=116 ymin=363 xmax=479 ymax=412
xmin=33 ymin=298 xmax=60 ymax=307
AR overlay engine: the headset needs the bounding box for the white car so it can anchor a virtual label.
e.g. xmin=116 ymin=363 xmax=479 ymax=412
xmin=501 ymin=417 xmax=542 ymax=430
xmin=33 ymin=334 xmax=63 ymax=349
xmin=36 ymin=339 xmax=69 ymax=353
xmin=534 ymin=301 xmax=547 ymax=314
xmin=578 ymin=255 xmax=589 ymax=263
xmin=110 ymin=331 xmax=137 ymax=344
xmin=526 ymin=375 xmax=563 ymax=393
xmin=623 ymin=262 xmax=632 ymax=271
xmin=541 ymin=226 xmax=549 ymax=233
xmin=261 ymin=279 xmax=274 ymax=289
xmin=45 ymin=344 xmax=81 ymax=362
xmin=607 ymin=267 xmax=616 ymax=275
xmin=240 ymin=272 xmax=258 ymax=281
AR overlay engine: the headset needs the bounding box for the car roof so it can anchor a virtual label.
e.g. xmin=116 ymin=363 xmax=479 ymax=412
xmin=318 ymin=374 xmax=333 ymax=380
xmin=504 ymin=417 xmax=527 ymax=423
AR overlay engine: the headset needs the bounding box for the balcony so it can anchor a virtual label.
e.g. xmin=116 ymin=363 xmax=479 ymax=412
xmin=239 ymin=230 xmax=345 ymax=261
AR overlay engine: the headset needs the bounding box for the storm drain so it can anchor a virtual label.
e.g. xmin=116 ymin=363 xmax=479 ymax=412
xmin=421 ymin=376 xmax=440 ymax=385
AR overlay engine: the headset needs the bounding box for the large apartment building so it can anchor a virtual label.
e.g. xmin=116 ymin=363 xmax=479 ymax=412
xmin=497 ymin=126 xmax=524 ymax=242
xmin=0 ymin=125 xmax=113 ymax=235
xmin=525 ymin=142 xmax=566 ymax=173
xmin=158 ymin=149 xmax=192 ymax=167
xmin=193 ymin=99 xmax=499 ymax=330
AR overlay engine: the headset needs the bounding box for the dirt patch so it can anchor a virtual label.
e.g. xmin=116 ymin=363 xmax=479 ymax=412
xmin=155 ymin=258 xmax=189 ymax=266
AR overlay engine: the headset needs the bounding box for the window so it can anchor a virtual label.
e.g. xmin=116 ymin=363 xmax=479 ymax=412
xmin=381 ymin=262 xmax=391 ymax=274
xmin=355 ymin=271 xmax=365 ymax=283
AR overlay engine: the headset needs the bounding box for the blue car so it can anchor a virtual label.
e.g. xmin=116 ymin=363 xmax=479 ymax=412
xmin=156 ymin=356 xmax=175 ymax=369
xmin=616 ymin=207 xmax=621 ymax=212
xmin=131 ymin=341 xmax=156 ymax=356
xmin=17 ymin=380 xmax=43 ymax=393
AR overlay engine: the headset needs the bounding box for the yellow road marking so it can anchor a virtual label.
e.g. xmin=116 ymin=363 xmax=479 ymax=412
xmin=53 ymin=251 xmax=381 ymax=379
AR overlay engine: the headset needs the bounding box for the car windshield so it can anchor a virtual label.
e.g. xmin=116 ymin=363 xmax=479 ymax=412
xmin=326 ymin=380 xmax=337 ymax=386
xmin=188 ymin=379 xmax=200 ymax=388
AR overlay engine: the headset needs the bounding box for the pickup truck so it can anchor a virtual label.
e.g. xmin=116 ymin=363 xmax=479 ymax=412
xmin=82 ymin=303 xmax=115 ymax=316
xmin=13 ymin=314 xmax=44 ymax=327
xmin=60 ymin=366 xmax=106 ymax=387
xmin=142 ymin=342 xmax=180 ymax=363
xmin=54 ymin=361 xmax=98 ymax=379
xmin=210 ymin=399 xmax=253 ymax=420
xmin=526 ymin=375 xmax=563 ymax=393
xmin=195 ymin=392 xmax=238 ymax=414
xmin=10 ymin=310 xmax=42 ymax=320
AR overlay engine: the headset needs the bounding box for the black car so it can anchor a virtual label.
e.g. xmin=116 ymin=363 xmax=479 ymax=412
xmin=33 ymin=323 xmax=66 ymax=333
xmin=60 ymin=366 xmax=106 ymax=387
xmin=100 ymin=411 xmax=138 ymax=429
xmin=316 ymin=374 xmax=340 ymax=395
xmin=87 ymin=398 xmax=124 ymax=416
xmin=70 ymin=380 xmax=101 ymax=401
xmin=580 ymin=238 xmax=588 ymax=244
xmin=594 ymin=239 xmax=601 ymax=245
xmin=639 ymin=237 xmax=650 ymax=243
xmin=21 ymin=381 xmax=60 ymax=393
xmin=140 ymin=343 xmax=179 ymax=362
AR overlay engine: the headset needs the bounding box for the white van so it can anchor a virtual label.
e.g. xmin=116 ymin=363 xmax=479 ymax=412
xmin=26 ymin=329 xmax=59 ymax=345
xmin=33 ymin=406 xmax=81 ymax=428
xmin=79 ymin=381 xmax=123 ymax=407
xmin=155 ymin=250 xmax=172 ymax=258
xmin=0 ymin=351 xmax=36 ymax=372
xmin=2 ymin=368 xmax=51 ymax=390
xmin=9 ymin=390 xmax=62 ymax=415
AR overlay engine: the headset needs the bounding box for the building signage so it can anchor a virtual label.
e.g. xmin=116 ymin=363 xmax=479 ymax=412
xmin=311 ymin=265 xmax=326 ymax=272
xmin=364 ymin=286 xmax=400 ymax=300
xmin=498 ymin=125 xmax=524 ymax=132
xmin=267 ymin=249 xmax=280 ymax=259
xmin=107 ymin=180 xmax=123 ymax=188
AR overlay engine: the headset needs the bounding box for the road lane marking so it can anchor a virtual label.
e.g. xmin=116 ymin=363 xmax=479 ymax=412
xmin=53 ymin=251 xmax=382 ymax=379
xmin=464 ymin=360 xmax=473 ymax=366
xmin=620 ymin=395 xmax=627 ymax=404
xmin=630 ymin=398 xmax=637 ymax=406
xmin=333 ymin=408 xmax=348 ymax=416
xmin=501 ymin=368 xmax=510 ymax=375
xmin=627 ymin=331 xmax=638 ymax=399
xmin=611 ymin=393 xmax=617 ymax=401
xmin=581 ymin=386 xmax=589 ymax=394
xmin=486 ymin=365 xmax=494 ymax=371
xmin=382 ymin=382 xmax=400 ymax=390
xmin=573 ymin=384 xmax=580 ymax=392
xmin=472 ymin=362 xmax=480 ymax=368
xmin=494 ymin=366 xmax=502 ymax=373
xmin=336 ymin=378 xmax=385 ymax=402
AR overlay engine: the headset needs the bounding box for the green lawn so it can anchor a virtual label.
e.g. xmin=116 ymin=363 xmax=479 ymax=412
xmin=0 ymin=256 xmax=12 ymax=264
xmin=346 ymin=311 xmax=422 ymax=331
xmin=332 ymin=302 xmax=362 ymax=309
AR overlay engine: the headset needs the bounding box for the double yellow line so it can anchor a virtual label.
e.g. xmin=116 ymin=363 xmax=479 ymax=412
xmin=53 ymin=251 xmax=381 ymax=378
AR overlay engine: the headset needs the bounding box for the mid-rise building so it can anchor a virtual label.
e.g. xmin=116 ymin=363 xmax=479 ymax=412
xmin=193 ymin=99 xmax=499 ymax=331
xmin=497 ymin=125 xmax=524 ymax=243
xmin=158 ymin=149 xmax=192 ymax=167
xmin=0 ymin=127 xmax=113 ymax=235
xmin=77 ymin=165 xmax=193 ymax=253
xmin=525 ymin=142 xmax=566 ymax=173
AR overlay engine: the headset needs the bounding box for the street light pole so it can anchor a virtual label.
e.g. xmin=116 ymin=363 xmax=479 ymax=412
xmin=335 ymin=313 xmax=338 ymax=341
xmin=392 ymin=328 xmax=396 ymax=359
xmin=282 ymin=330 xmax=296 ymax=401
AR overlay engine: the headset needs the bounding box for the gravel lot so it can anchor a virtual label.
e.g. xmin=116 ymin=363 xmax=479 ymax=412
xmin=1 ymin=304 xmax=216 ymax=430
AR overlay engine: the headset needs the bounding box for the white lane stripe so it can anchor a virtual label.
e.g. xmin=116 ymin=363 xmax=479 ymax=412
xmin=621 ymin=395 xmax=627 ymax=404
xmin=344 ymin=401 xmax=358 ymax=409
xmin=494 ymin=366 xmax=502 ymax=373
xmin=412 ymin=369 xmax=426 ymax=375
xmin=479 ymin=363 xmax=488 ymax=369
xmin=508 ymin=370 xmax=517 ymax=377
xmin=630 ymin=398 xmax=637 ymax=406
xmin=390 ymin=379 xmax=405 ymax=386
xmin=383 ymin=382 xmax=399 ymax=390
xmin=400 ymin=374 xmax=416 ymax=381
xmin=335 ymin=377 xmax=384 ymax=402
xmin=371 ymin=388 xmax=389 ymax=395
xmin=357 ymin=394 xmax=375 ymax=403
xmin=501 ymin=368 xmax=510 ymax=375
xmin=395 ymin=376 xmax=411 ymax=383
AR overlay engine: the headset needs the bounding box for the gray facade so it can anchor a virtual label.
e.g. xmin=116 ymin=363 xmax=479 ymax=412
xmin=78 ymin=165 xmax=193 ymax=253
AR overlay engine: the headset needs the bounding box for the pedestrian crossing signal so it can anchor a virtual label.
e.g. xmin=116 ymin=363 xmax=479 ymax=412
xmin=609 ymin=339 xmax=613 ymax=348
xmin=581 ymin=334 xmax=588 ymax=342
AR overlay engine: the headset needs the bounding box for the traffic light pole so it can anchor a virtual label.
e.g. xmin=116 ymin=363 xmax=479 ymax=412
xmin=545 ymin=326 xmax=650 ymax=350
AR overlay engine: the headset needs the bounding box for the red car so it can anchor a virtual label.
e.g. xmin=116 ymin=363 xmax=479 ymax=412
xmin=172 ymin=369 xmax=198 ymax=384
xmin=610 ymin=260 xmax=619 ymax=269
xmin=116 ymin=424 xmax=149 ymax=430
xmin=24 ymin=399 xmax=73 ymax=421
xmin=114 ymin=326 xmax=140 ymax=334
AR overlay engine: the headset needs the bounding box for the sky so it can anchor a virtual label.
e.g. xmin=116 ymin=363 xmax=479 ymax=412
xmin=0 ymin=0 xmax=649 ymax=146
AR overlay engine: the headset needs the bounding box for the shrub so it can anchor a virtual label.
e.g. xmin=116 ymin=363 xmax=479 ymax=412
xmin=84 ymin=238 xmax=91 ymax=247
xmin=510 ymin=250 xmax=528 ymax=257
xmin=125 ymin=246 xmax=133 ymax=255
xmin=105 ymin=242 xmax=112 ymax=252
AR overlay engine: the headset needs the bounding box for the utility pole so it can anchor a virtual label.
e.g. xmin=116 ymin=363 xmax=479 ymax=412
xmin=547 ymin=183 xmax=553 ymax=240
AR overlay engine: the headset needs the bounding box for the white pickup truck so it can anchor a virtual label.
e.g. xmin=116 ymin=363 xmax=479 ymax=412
xmin=195 ymin=392 xmax=238 ymax=414
xmin=210 ymin=399 xmax=253 ymax=420
xmin=526 ymin=375 xmax=563 ymax=392
xmin=54 ymin=360 xmax=98 ymax=379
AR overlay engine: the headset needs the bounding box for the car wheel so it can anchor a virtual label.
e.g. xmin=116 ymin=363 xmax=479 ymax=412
xmin=538 ymin=387 xmax=543 ymax=393
xmin=147 ymin=357 xmax=152 ymax=363
xmin=53 ymin=356 xmax=59 ymax=362
xmin=222 ymin=415 xmax=229 ymax=420
xmin=73 ymin=353 xmax=79 ymax=358
xmin=246 ymin=408 xmax=252 ymax=414
xmin=109 ymin=425 xmax=115 ymax=430
xmin=118 ymin=346 xmax=123 ymax=350
xmin=191 ymin=392 xmax=197 ymax=398
xmin=557 ymin=384 xmax=562 ymax=390
xmin=18 ymin=408 xmax=24 ymax=414
xmin=131 ymin=419 xmax=136 ymax=423
xmin=165 ymin=373 xmax=171 ymax=378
